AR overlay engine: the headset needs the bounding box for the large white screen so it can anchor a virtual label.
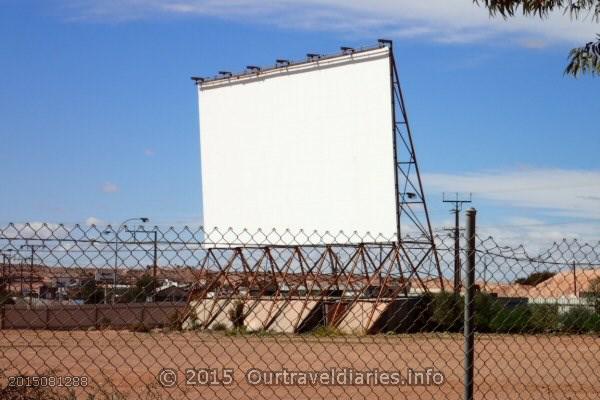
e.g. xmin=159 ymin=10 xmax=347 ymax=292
xmin=198 ymin=47 xmax=397 ymax=241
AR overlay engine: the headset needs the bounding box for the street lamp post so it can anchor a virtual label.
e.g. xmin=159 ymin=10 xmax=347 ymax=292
xmin=104 ymin=217 xmax=149 ymax=304
xmin=126 ymin=227 xmax=158 ymax=302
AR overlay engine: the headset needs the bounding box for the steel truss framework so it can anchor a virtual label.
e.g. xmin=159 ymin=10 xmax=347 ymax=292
xmin=180 ymin=242 xmax=440 ymax=333
xmin=384 ymin=40 xmax=443 ymax=290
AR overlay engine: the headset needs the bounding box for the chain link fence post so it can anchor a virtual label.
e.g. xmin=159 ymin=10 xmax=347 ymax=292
xmin=464 ymin=207 xmax=476 ymax=400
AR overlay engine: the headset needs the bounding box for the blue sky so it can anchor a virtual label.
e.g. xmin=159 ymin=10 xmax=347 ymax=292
xmin=1 ymin=0 xmax=599 ymax=246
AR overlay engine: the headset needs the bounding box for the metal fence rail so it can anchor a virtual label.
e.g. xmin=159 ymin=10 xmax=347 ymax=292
xmin=1 ymin=223 xmax=599 ymax=399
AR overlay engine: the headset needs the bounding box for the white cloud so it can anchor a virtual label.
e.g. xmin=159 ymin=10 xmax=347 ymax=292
xmin=85 ymin=216 xmax=104 ymax=226
xmin=424 ymin=168 xmax=600 ymax=249
xmin=477 ymin=218 xmax=600 ymax=250
xmin=424 ymin=168 xmax=600 ymax=220
xmin=101 ymin=181 xmax=119 ymax=193
xmin=62 ymin=0 xmax=599 ymax=45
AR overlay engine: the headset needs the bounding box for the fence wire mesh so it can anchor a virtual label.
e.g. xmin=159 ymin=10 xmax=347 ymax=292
xmin=1 ymin=223 xmax=599 ymax=399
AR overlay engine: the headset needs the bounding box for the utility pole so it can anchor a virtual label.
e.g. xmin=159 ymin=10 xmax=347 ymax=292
xmin=1 ymin=250 xmax=15 ymax=292
xmin=443 ymin=192 xmax=472 ymax=293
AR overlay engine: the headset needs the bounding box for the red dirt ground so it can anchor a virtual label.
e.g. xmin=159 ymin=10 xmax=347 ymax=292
xmin=1 ymin=329 xmax=599 ymax=399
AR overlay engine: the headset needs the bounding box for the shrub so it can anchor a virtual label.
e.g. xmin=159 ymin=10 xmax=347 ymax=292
xmin=423 ymin=291 xmax=600 ymax=334
xmin=167 ymin=310 xmax=182 ymax=331
xmin=474 ymin=296 xmax=559 ymax=334
xmin=228 ymin=300 xmax=245 ymax=329
xmin=429 ymin=292 xmax=463 ymax=332
xmin=185 ymin=312 xmax=201 ymax=330
xmin=97 ymin=317 xmax=112 ymax=330
xmin=583 ymin=277 xmax=600 ymax=314
xmin=225 ymin=325 xmax=248 ymax=336
xmin=489 ymin=305 xmax=532 ymax=333
xmin=119 ymin=274 xmax=158 ymax=303
xmin=528 ymin=304 xmax=559 ymax=333
xmin=212 ymin=322 xmax=228 ymax=331
xmin=310 ymin=325 xmax=344 ymax=337
xmin=251 ymin=328 xmax=276 ymax=337
xmin=477 ymin=294 xmax=501 ymax=332
xmin=75 ymin=279 xmax=104 ymax=304
xmin=560 ymin=306 xmax=600 ymax=333
xmin=0 ymin=290 xmax=15 ymax=305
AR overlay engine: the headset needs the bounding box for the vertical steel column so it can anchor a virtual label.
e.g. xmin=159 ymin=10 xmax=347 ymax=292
xmin=454 ymin=209 xmax=461 ymax=293
xmin=572 ymin=261 xmax=577 ymax=298
xmin=382 ymin=38 xmax=443 ymax=288
xmin=464 ymin=208 xmax=476 ymax=400
xmin=153 ymin=230 xmax=158 ymax=302
xmin=387 ymin=44 xmax=402 ymax=242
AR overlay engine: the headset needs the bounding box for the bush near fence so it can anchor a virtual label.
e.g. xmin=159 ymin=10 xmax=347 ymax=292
xmin=425 ymin=292 xmax=600 ymax=334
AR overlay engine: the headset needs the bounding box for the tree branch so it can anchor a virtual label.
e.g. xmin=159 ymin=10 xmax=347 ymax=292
xmin=565 ymin=36 xmax=600 ymax=76
xmin=475 ymin=1 xmax=600 ymax=20
xmin=475 ymin=1 xmax=600 ymax=76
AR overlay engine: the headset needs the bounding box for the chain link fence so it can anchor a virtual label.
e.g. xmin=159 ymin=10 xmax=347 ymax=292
xmin=1 ymin=222 xmax=599 ymax=399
